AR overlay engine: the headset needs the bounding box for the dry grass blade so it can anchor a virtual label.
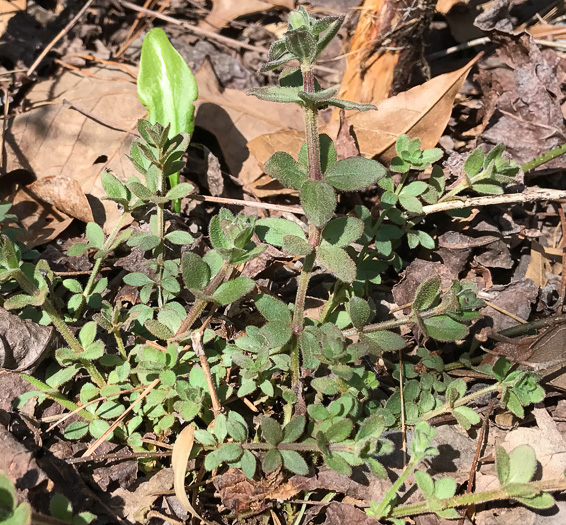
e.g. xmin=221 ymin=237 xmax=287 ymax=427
xmin=172 ymin=425 xmax=215 ymax=524
xmin=82 ymin=378 xmax=160 ymax=457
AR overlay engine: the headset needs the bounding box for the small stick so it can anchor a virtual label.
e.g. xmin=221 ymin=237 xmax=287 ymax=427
xmin=82 ymin=378 xmax=160 ymax=457
xmin=192 ymin=194 xmax=304 ymax=215
xmin=398 ymin=349 xmax=407 ymax=468
xmin=68 ymin=450 xmax=173 ymax=464
xmin=483 ymin=300 xmax=528 ymax=325
xmin=558 ymin=204 xmax=566 ymax=303
xmin=459 ymin=398 xmax=496 ymax=525
xmin=27 ymin=0 xmax=97 ymax=77
xmin=191 ymin=331 xmax=222 ymax=417
xmin=422 ymin=189 xmax=566 ymax=215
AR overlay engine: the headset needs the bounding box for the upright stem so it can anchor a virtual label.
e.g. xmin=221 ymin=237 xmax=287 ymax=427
xmin=175 ymin=262 xmax=233 ymax=338
xmin=372 ymin=457 xmax=420 ymax=518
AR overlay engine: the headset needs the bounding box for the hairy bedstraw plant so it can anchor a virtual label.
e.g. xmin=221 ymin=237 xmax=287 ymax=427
xmin=0 ymin=7 xmax=562 ymax=522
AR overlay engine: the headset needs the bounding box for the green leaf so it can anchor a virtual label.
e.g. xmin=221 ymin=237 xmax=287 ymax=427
xmin=325 ymin=453 xmax=352 ymax=476
xmin=413 ymin=276 xmax=441 ymax=311
xmin=300 ymin=180 xmax=336 ymax=227
xmin=311 ymin=377 xmax=340 ymax=395
xmin=514 ymin=492 xmax=555 ymax=509
xmin=347 ymin=296 xmax=371 ymax=329
xmin=325 ymin=98 xmax=376 ymax=112
xmin=50 ymin=494 xmax=73 ymax=523
xmin=285 ymin=28 xmax=317 ymax=63
xmin=256 ymin=218 xmax=306 ymax=246
xmin=414 ymin=470 xmax=434 ymax=496
xmin=262 ymin=448 xmax=282 ymax=473
xmin=314 ymin=16 xmax=343 ymax=58
xmin=356 ymin=415 xmax=385 ymax=442
xmin=298 ymin=134 xmax=337 ymax=173
xmin=204 ymin=450 xmax=221 ymax=471
xmin=165 ymin=182 xmax=194 ymax=200
xmin=472 ymin=182 xmax=504 ymax=195
xmin=216 ymin=443 xmax=244 ymax=463
xmin=194 ymin=430 xmax=217 ymax=446
xmin=453 ymin=406 xmax=480 ymax=430
xmin=261 ymin=417 xmax=283 ymax=445
xmin=464 ymin=148 xmax=485 ymax=177
xmin=101 ymin=170 xmax=128 ymax=201
xmin=322 ymin=217 xmax=364 ymax=247
xmin=123 ymin=272 xmax=154 ymax=287
xmin=165 ymin=230 xmax=194 ymax=245
xmin=399 ymin=194 xmax=423 ymax=214
xmin=247 ymin=86 xmax=302 ymax=104
xmin=282 ymin=416 xmax=306 ymax=443
xmin=138 ymin=28 xmax=198 ymax=137
xmin=212 ymin=277 xmax=255 ymax=305
xmin=264 ymin=151 xmax=308 ymax=190
xmin=326 ymin=419 xmax=353 ymax=443
xmin=282 ymin=235 xmax=313 ymax=256
xmin=255 ymin=294 xmax=292 ymax=324
xmin=495 ymin=446 xmax=510 ymax=484
xmin=401 ymin=182 xmax=428 ymax=196
xmin=361 ymin=331 xmax=406 ymax=354
xmin=325 ymin=157 xmax=386 ymax=191
xmin=0 ymin=471 xmax=17 ymax=511
xmin=145 ymin=319 xmax=174 ymax=340
xmin=86 ymin=222 xmax=105 ymax=249
xmin=317 ymin=242 xmax=356 ymax=283
xmin=280 ymin=449 xmax=309 ymax=475
xmin=422 ymin=315 xmax=469 ymax=342
xmin=241 ymin=450 xmax=257 ymax=479
xmin=181 ymin=252 xmax=210 ymax=291
xmin=508 ymin=444 xmax=537 ymax=484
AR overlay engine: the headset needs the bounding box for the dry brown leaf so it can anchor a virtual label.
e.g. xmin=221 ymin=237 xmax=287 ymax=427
xmin=524 ymin=241 xmax=552 ymax=287
xmin=249 ymin=55 xmax=480 ymax=171
xmin=28 ymin=176 xmax=94 ymax=223
xmin=200 ymin=0 xmax=293 ymax=30
xmin=194 ymin=60 xmax=304 ymax=194
xmin=436 ymin=0 xmax=468 ymax=14
xmin=2 ymin=65 xmax=144 ymax=240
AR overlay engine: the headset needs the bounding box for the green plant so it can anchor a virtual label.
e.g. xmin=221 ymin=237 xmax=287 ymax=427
xmin=1 ymin=6 xmax=558 ymax=523
xmin=137 ymin=27 xmax=198 ymax=212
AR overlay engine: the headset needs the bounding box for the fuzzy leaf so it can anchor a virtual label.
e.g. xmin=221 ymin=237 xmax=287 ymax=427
xmin=264 ymin=151 xmax=307 ymax=190
xmin=326 ymin=419 xmax=353 ymax=443
xmin=241 ymin=450 xmax=257 ymax=479
xmin=317 ymin=242 xmax=356 ymax=283
xmin=508 ymin=445 xmax=537 ymax=484
xmin=298 ymin=134 xmax=337 ymax=174
xmin=322 ymin=217 xmax=364 ymax=247
xmin=300 ymin=180 xmax=336 ymax=227
xmin=86 ymin=222 xmax=105 ymax=249
xmin=280 ymin=449 xmax=309 ymax=475
xmin=262 ymin=448 xmax=282 ymax=473
xmin=255 ymin=294 xmax=291 ymax=324
xmin=514 ymin=492 xmax=555 ymax=509
xmin=325 ymin=157 xmax=386 ymax=191
xmin=325 ymin=453 xmax=352 ymax=476
xmin=261 ymin=417 xmax=283 ymax=445
xmin=285 ymin=28 xmax=317 ymax=63
xmin=181 ymin=252 xmax=211 ymax=290
xmin=453 ymin=406 xmax=480 ymax=429
xmin=464 ymin=148 xmax=485 ymax=177
xmin=282 ymin=235 xmax=313 ymax=256
xmin=414 ymin=470 xmax=434 ymax=496
xmin=212 ymin=277 xmax=254 ymax=305
xmin=361 ymin=331 xmax=407 ymax=354
xmin=413 ymin=275 xmax=441 ymax=311
xmin=216 ymin=443 xmax=244 ymax=463
xmin=348 ymin=296 xmax=371 ymax=329
xmin=256 ymin=218 xmax=306 ymax=246
xmin=422 ymin=315 xmax=469 ymax=342
xmin=282 ymin=416 xmax=306 ymax=443
xmin=145 ymin=320 xmax=174 ymax=340
xmin=495 ymin=446 xmax=510 ymax=484
xmin=247 ymin=85 xmax=302 ymax=103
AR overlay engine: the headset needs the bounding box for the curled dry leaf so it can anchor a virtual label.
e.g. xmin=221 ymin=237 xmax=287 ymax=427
xmin=248 ymin=54 xmax=481 ymax=172
xmin=0 ymin=308 xmax=55 ymax=371
xmin=200 ymin=0 xmax=294 ymax=30
xmin=2 ymin=65 xmax=144 ymax=240
xmin=172 ymin=425 xmax=213 ymax=524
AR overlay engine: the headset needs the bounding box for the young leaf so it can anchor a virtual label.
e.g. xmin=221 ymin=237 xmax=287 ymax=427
xmin=300 ymin=180 xmax=336 ymax=227
xmin=255 ymin=294 xmax=292 ymax=324
xmin=285 ymin=29 xmax=317 ymax=63
xmin=247 ymin=86 xmax=302 ymax=104
xmin=347 ymin=296 xmax=371 ymax=329
xmin=325 ymin=419 xmax=353 ymax=443
xmin=507 ymin=444 xmax=537 ymax=484
xmin=325 ymin=157 xmax=386 ymax=191
xmin=422 ymin=315 xmax=468 ymax=342
xmin=453 ymin=406 xmax=480 ymax=429
xmin=282 ymin=416 xmax=306 ymax=443
xmin=262 ymin=448 xmax=282 ymax=473
xmin=361 ymin=331 xmax=407 ymax=353
xmin=212 ymin=277 xmax=255 ymax=305
xmin=414 ymin=470 xmax=435 ymax=496
xmin=86 ymin=222 xmax=105 ymax=250
xmin=316 ymin=242 xmax=356 ymax=283
xmin=138 ymin=28 xmax=198 ymax=137
xmin=464 ymin=147 xmax=485 ymax=177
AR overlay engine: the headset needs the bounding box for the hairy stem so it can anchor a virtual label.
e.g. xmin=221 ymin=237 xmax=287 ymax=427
xmin=522 ymin=142 xmax=566 ymax=173
xmin=419 ymin=383 xmax=499 ymax=421
xmin=175 ymin=261 xmax=233 ymax=338
xmin=387 ymin=477 xmax=566 ymax=519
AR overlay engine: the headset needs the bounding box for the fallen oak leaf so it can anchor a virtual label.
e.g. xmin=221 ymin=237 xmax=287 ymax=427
xmin=200 ymin=0 xmax=293 ymax=30
xmin=248 ymin=54 xmax=481 ymax=170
